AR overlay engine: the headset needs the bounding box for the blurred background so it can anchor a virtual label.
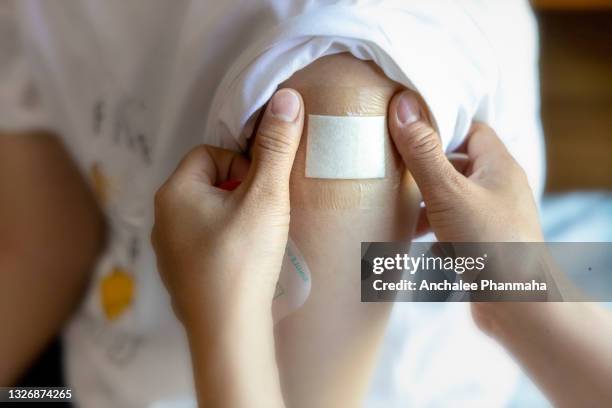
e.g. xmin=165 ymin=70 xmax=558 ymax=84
xmin=13 ymin=2 xmax=612 ymax=406
xmin=533 ymin=0 xmax=612 ymax=192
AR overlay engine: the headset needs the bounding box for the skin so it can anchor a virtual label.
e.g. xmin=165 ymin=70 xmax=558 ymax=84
xmin=271 ymin=54 xmax=421 ymax=407
xmin=389 ymin=90 xmax=612 ymax=407
xmin=154 ymin=85 xmax=612 ymax=407
xmin=152 ymin=89 xmax=305 ymax=407
xmin=154 ymin=53 xmax=422 ymax=407
xmin=0 ymin=131 xmax=106 ymax=385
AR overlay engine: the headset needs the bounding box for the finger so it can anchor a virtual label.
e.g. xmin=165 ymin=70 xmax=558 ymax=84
xmin=414 ymin=205 xmax=432 ymax=238
xmin=171 ymin=145 xmax=250 ymax=187
xmin=464 ymin=123 xmax=519 ymax=183
xmin=466 ymin=123 xmax=511 ymax=165
xmin=388 ymin=90 xmax=464 ymax=202
xmin=246 ymin=88 xmax=304 ymax=196
xmin=228 ymin=153 xmax=250 ymax=181
xmin=447 ymin=152 xmax=470 ymax=175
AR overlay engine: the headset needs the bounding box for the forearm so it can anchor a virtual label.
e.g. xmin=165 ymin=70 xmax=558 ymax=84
xmin=0 ymin=131 xmax=106 ymax=385
xmin=186 ymin=307 xmax=285 ymax=408
xmin=475 ymin=302 xmax=612 ymax=406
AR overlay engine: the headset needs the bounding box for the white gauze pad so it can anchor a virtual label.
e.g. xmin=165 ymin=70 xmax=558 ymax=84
xmin=306 ymin=114 xmax=386 ymax=179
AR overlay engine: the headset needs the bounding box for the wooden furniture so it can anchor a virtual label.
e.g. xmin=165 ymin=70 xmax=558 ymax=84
xmin=537 ymin=10 xmax=612 ymax=191
xmin=533 ymin=0 xmax=612 ymax=10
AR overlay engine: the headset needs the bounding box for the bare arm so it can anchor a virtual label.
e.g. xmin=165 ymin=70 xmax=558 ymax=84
xmin=152 ymin=91 xmax=307 ymax=407
xmin=384 ymin=101 xmax=612 ymax=407
xmin=0 ymin=131 xmax=106 ymax=385
xmin=263 ymin=54 xmax=421 ymax=407
xmin=474 ymin=300 xmax=612 ymax=407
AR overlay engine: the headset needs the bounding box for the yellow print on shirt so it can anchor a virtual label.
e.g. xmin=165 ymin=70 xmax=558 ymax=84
xmin=90 ymin=162 xmax=112 ymax=207
xmin=100 ymin=267 xmax=135 ymax=320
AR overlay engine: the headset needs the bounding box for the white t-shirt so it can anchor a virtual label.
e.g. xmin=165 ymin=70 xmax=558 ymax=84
xmin=1 ymin=1 xmax=544 ymax=406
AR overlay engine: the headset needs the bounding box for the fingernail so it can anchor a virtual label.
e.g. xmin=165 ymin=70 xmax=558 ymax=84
xmin=397 ymin=92 xmax=421 ymax=126
xmin=270 ymin=89 xmax=300 ymax=122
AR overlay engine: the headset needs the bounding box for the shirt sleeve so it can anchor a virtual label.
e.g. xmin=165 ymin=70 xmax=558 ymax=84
xmin=204 ymin=0 xmax=544 ymax=196
xmin=460 ymin=0 xmax=546 ymax=198
xmin=205 ymin=1 xmax=497 ymax=149
xmin=0 ymin=0 xmax=51 ymax=132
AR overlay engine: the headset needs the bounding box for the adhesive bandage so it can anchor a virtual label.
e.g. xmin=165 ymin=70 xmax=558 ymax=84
xmin=305 ymin=114 xmax=387 ymax=179
xmin=272 ymin=238 xmax=312 ymax=323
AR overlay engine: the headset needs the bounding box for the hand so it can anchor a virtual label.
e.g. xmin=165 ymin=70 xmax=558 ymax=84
xmin=151 ymin=88 xmax=304 ymax=331
xmin=388 ymin=90 xmax=551 ymax=332
xmin=388 ymin=90 xmax=544 ymax=243
xmin=387 ymin=92 xmax=612 ymax=408
xmin=151 ymin=89 xmax=303 ymax=408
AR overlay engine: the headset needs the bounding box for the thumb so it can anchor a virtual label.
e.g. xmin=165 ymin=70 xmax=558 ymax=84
xmin=388 ymin=90 xmax=464 ymax=202
xmin=246 ymin=88 xmax=304 ymax=198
